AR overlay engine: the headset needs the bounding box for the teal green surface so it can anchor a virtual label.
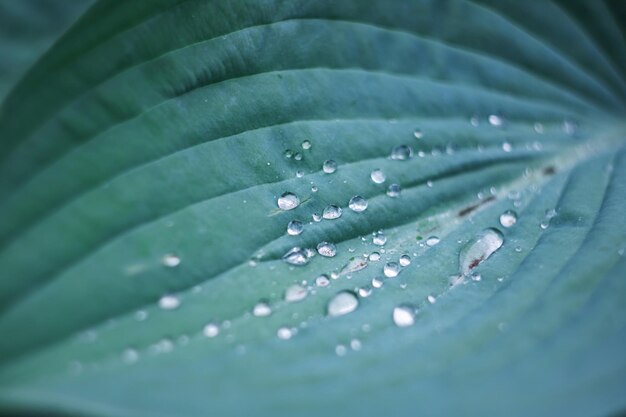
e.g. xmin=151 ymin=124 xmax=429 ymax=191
xmin=0 ymin=1 xmax=625 ymax=416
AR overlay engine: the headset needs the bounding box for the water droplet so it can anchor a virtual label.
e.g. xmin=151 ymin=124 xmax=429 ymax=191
xmin=350 ymin=338 xmax=362 ymax=351
xmin=358 ymin=286 xmax=372 ymax=297
xmin=368 ymin=252 xmax=381 ymax=262
xmin=383 ymin=262 xmax=400 ymax=278
xmin=312 ymin=213 xmax=322 ymax=222
xmin=534 ymin=123 xmax=544 ymax=134
xmin=253 ymin=301 xmax=272 ymax=317
xmin=203 ymin=323 xmax=220 ymax=338
xmin=294 ymin=152 xmax=303 ymax=161
xmin=162 ymin=254 xmax=181 ymax=267
xmin=426 ymin=236 xmax=440 ymax=246
xmin=488 ymin=114 xmax=504 ymax=127
xmin=540 ymin=221 xmax=549 ymax=230
xmin=277 ymin=327 xmax=293 ymax=340
xmin=470 ymin=115 xmax=480 ymax=127
xmin=327 ymin=291 xmax=359 ymax=317
xmin=562 ymin=120 xmax=577 ymax=135
xmin=373 ymin=232 xmax=387 ymax=246
xmin=287 ymin=220 xmax=303 ymax=236
xmin=316 ymin=275 xmax=330 ymax=287
xmin=295 ymin=170 xmax=304 ymax=178
xmin=317 ymin=241 xmax=337 ymax=257
xmin=371 ymin=277 xmax=384 ymax=288
xmin=301 ymin=140 xmax=311 ymax=150
xmin=285 ymin=284 xmax=308 ymax=302
xmin=322 ymin=205 xmax=342 ymax=220
xmin=158 ymin=295 xmax=180 ymax=310
xmin=348 ymin=195 xmax=368 ymax=212
xmin=390 ymin=145 xmax=413 ymax=160
xmin=386 ymin=183 xmax=401 ymax=198
xmin=393 ymin=304 xmax=417 ymax=327
xmin=459 ymin=228 xmax=504 ymax=276
xmin=399 ymin=255 xmax=411 ymax=266
xmin=545 ymin=208 xmax=557 ymax=219
xmin=323 ymin=160 xmax=337 ymax=174
xmin=502 ymin=142 xmax=512 ymax=152
xmin=413 ymin=129 xmax=423 ymax=139
xmin=370 ymin=169 xmax=386 ymax=184
xmin=122 ymin=348 xmax=139 ymax=364
xmin=499 ymin=210 xmax=517 ymax=228
xmin=427 ymin=295 xmax=436 ymax=304
xmin=284 ymin=149 xmax=294 ymax=158
xmin=135 ymin=310 xmax=148 ymax=321
xmin=335 ymin=344 xmax=347 ymax=356
xmin=277 ymin=192 xmax=300 ymax=210
xmin=311 ymin=185 xmax=318 ymax=192
xmin=282 ymin=247 xmax=309 ymax=266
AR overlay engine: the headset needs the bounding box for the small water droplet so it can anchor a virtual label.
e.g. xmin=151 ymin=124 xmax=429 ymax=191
xmin=459 ymin=228 xmax=504 ymax=276
xmin=399 ymin=255 xmax=411 ymax=266
xmin=358 ymin=286 xmax=372 ymax=298
xmin=390 ymin=145 xmax=413 ymax=160
xmin=386 ymin=183 xmax=401 ymax=198
xmin=285 ymin=284 xmax=308 ymax=302
xmin=312 ymin=213 xmax=322 ymax=222
xmin=253 ymin=301 xmax=272 ymax=317
xmin=277 ymin=327 xmax=293 ymax=340
xmin=284 ymin=149 xmax=294 ymax=158
xmin=316 ymin=275 xmax=330 ymax=287
xmin=122 ymin=348 xmax=139 ymax=364
xmin=277 ymin=192 xmax=300 ymax=210
xmin=502 ymin=142 xmax=512 ymax=152
xmin=282 ymin=247 xmax=309 ymax=266
xmin=158 ymin=295 xmax=180 ymax=310
xmin=286 ymin=220 xmax=304 ymax=236
xmin=295 ymin=170 xmax=304 ymax=178
xmin=323 ymin=160 xmax=337 ymax=174
xmin=369 ymin=252 xmax=381 ymax=261
xmin=562 ymin=120 xmax=577 ymax=135
xmin=335 ymin=344 xmax=347 ymax=356
xmin=545 ymin=208 xmax=557 ymax=219
xmin=426 ymin=236 xmax=440 ymax=246
xmin=413 ymin=129 xmax=423 ymax=139
xmin=322 ymin=205 xmax=342 ymax=220
xmin=370 ymin=169 xmax=386 ymax=184
xmin=294 ymin=152 xmax=303 ymax=161
xmin=162 ymin=254 xmax=181 ymax=267
xmin=203 ymin=323 xmax=220 ymax=338
xmin=488 ymin=114 xmax=504 ymax=127
xmin=373 ymin=232 xmax=387 ymax=246
xmin=540 ymin=221 xmax=549 ymax=230
xmin=534 ymin=123 xmax=544 ymax=134
xmin=499 ymin=210 xmax=517 ymax=228
xmin=350 ymin=338 xmax=362 ymax=351
xmin=317 ymin=241 xmax=337 ymax=257
xmin=311 ymin=185 xmax=318 ymax=192
xmin=327 ymin=291 xmax=359 ymax=317
xmin=301 ymin=140 xmax=312 ymax=150
xmin=393 ymin=304 xmax=417 ymax=327
xmin=427 ymin=295 xmax=436 ymax=304
xmin=372 ymin=277 xmax=384 ymax=288
xmin=348 ymin=195 xmax=368 ymax=212
xmin=383 ymin=262 xmax=400 ymax=278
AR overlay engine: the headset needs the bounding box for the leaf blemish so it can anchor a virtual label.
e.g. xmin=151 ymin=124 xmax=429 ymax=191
xmin=458 ymin=196 xmax=496 ymax=217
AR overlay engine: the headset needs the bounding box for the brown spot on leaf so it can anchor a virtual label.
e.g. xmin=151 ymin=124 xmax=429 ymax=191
xmin=458 ymin=196 xmax=496 ymax=217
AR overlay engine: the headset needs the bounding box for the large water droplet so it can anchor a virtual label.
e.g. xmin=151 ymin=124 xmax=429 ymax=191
xmin=282 ymin=247 xmax=309 ymax=266
xmin=317 ymin=241 xmax=337 ymax=257
xmin=348 ymin=195 xmax=368 ymax=212
xmin=390 ymin=145 xmax=413 ymax=160
xmin=323 ymin=205 xmax=342 ymax=220
xmin=323 ymin=160 xmax=337 ymax=174
xmin=373 ymin=232 xmax=387 ymax=246
xmin=387 ymin=184 xmax=401 ymax=198
xmin=383 ymin=262 xmax=400 ymax=278
xmin=459 ymin=228 xmax=504 ymax=276
xmin=499 ymin=210 xmax=517 ymax=228
xmin=253 ymin=301 xmax=272 ymax=317
xmin=285 ymin=284 xmax=308 ymax=302
xmin=370 ymin=169 xmax=386 ymax=184
xmin=372 ymin=277 xmax=384 ymax=288
xmin=287 ymin=220 xmax=304 ymax=236
xmin=393 ymin=304 xmax=417 ymax=327
xmin=158 ymin=295 xmax=180 ymax=310
xmin=369 ymin=252 xmax=381 ymax=262
xmin=277 ymin=192 xmax=300 ymax=210
xmin=327 ymin=291 xmax=359 ymax=317
xmin=399 ymin=255 xmax=411 ymax=266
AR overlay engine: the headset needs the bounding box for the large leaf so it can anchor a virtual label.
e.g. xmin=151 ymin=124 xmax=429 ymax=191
xmin=0 ymin=1 xmax=625 ymax=416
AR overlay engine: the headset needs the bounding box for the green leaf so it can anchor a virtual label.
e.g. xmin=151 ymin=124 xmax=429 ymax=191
xmin=0 ymin=1 xmax=625 ymax=416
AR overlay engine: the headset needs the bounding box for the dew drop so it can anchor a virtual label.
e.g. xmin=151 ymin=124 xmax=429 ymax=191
xmin=203 ymin=323 xmax=220 ymax=338
xmin=316 ymin=275 xmax=330 ymax=287
xmin=161 ymin=253 xmax=181 ymax=268
xmin=282 ymin=247 xmax=309 ymax=266
xmin=399 ymin=255 xmax=411 ymax=267
xmin=534 ymin=123 xmax=544 ymax=134
xmin=277 ymin=192 xmax=300 ymax=210
xmin=368 ymin=252 xmax=381 ymax=262
xmin=426 ymin=236 xmax=440 ymax=246
xmin=540 ymin=221 xmax=549 ymax=230
xmin=317 ymin=241 xmax=337 ymax=257
xmin=285 ymin=284 xmax=308 ymax=302
xmin=285 ymin=220 xmax=304 ymax=236
xmin=502 ymin=142 xmax=512 ymax=152
xmin=294 ymin=152 xmax=303 ymax=161
xmin=335 ymin=344 xmax=347 ymax=356
xmin=312 ymin=213 xmax=322 ymax=222
xmin=393 ymin=304 xmax=417 ymax=327
xmin=427 ymin=295 xmax=436 ymax=304
xmin=413 ymin=129 xmax=423 ymax=139
xmin=390 ymin=144 xmax=413 ymax=160
xmin=371 ymin=277 xmax=384 ymax=288
xmin=358 ymin=286 xmax=372 ymax=298
xmin=327 ymin=291 xmax=359 ymax=317
xmin=370 ymin=169 xmax=386 ymax=184
xmin=350 ymin=339 xmax=362 ymax=351
xmin=373 ymin=232 xmax=387 ymax=246
xmin=488 ymin=114 xmax=504 ymax=127
xmin=322 ymin=205 xmax=342 ymax=220
xmin=383 ymin=262 xmax=401 ymax=278
xmin=348 ymin=195 xmax=368 ymax=212
xmin=253 ymin=301 xmax=272 ymax=317
xmin=301 ymin=140 xmax=312 ymax=150
xmin=499 ymin=210 xmax=517 ymax=228
xmin=323 ymin=160 xmax=337 ymax=174
xmin=158 ymin=294 xmax=180 ymax=310
xmin=386 ymin=183 xmax=401 ymax=198
xmin=284 ymin=149 xmax=294 ymax=158
xmin=459 ymin=228 xmax=504 ymax=276
xmin=122 ymin=348 xmax=139 ymax=364
xmin=295 ymin=170 xmax=304 ymax=178
xmin=277 ymin=327 xmax=293 ymax=340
